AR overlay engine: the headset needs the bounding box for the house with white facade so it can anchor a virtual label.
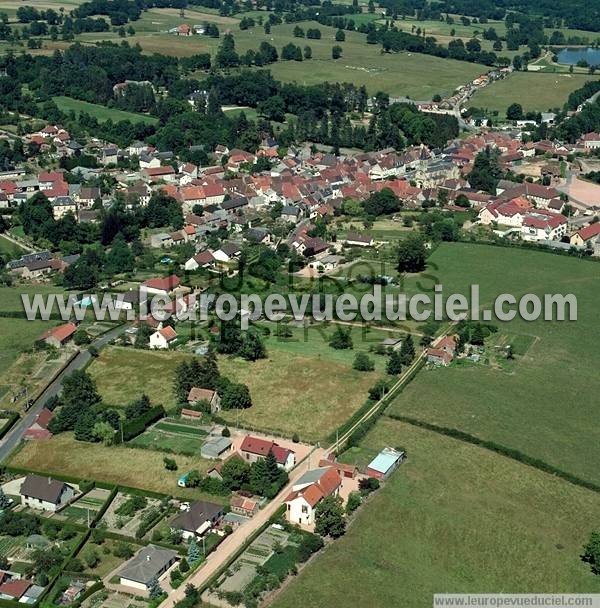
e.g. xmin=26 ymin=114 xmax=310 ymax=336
xmin=20 ymin=474 xmax=75 ymax=512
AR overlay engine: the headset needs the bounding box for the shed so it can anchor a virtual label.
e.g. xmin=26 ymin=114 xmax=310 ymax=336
xmin=200 ymin=436 xmax=232 ymax=459
xmin=365 ymin=447 xmax=404 ymax=480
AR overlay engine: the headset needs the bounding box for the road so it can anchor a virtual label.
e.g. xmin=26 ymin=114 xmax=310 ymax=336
xmin=163 ymin=445 xmax=327 ymax=608
xmin=0 ymin=324 xmax=128 ymax=462
xmin=0 ymin=231 xmax=35 ymax=253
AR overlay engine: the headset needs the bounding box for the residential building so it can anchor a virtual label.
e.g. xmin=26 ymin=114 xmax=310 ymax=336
xmin=149 ymin=325 xmax=178 ymax=349
xmin=20 ymin=474 xmax=75 ymax=512
xmin=170 ymin=501 xmax=224 ymax=540
xmin=38 ymin=322 xmax=77 ymax=348
xmin=118 ymin=545 xmax=178 ymax=592
xmin=239 ymin=435 xmax=296 ymax=471
xmin=187 ymin=387 xmax=221 ymax=413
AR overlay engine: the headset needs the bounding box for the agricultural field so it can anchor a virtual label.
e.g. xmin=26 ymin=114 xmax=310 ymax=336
xmin=9 ymin=433 xmax=214 ymax=497
xmin=388 ymin=242 xmax=600 ymax=486
xmin=468 ymin=71 xmax=599 ymax=114
xmin=51 ymin=96 xmax=158 ymax=125
xmin=273 ymin=419 xmax=600 ymax=608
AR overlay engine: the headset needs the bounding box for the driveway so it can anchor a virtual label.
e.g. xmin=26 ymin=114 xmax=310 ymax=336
xmin=0 ymin=324 xmax=129 ymax=462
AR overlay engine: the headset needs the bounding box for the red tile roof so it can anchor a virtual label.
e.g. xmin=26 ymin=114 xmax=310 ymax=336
xmin=576 ymin=222 xmax=600 ymax=242
xmin=240 ymin=435 xmax=293 ymax=465
xmin=142 ymin=275 xmax=181 ymax=292
xmin=0 ymin=579 xmax=31 ymax=599
xmin=39 ymin=322 xmax=77 ymax=344
xmin=158 ymin=325 xmax=177 ymax=341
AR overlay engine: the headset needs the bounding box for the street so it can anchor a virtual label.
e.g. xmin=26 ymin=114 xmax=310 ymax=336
xmin=0 ymin=324 xmax=128 ymax=462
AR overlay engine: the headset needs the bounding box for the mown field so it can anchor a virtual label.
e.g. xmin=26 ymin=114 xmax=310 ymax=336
xmin=52 ymin=96 xmax=158 ymax=125
xmin=9 ymin=432 xmax=217 ymax=498
xmin=273 ymin=419 xmax=600 ymax=608
xmin=388 ymin=242 xmax=600 ymax=485
xmin=468 ymin=71 xmax=599 ymax=114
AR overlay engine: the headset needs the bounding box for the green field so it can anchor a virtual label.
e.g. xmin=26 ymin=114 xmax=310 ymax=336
xmin=387 ymin=242 xmax=600 ymax=485
xmin=51 ymin=96 xmax=158 ymax=125
xmin=129 ymin=421 xmax=208 ymax=455
xmin=0 ymin=235 xmax=22 ymax=259
xmin=468 ymin=71 xmax=600 ymax=114
xmin=273 ymin=419 xmax=600 ymax=608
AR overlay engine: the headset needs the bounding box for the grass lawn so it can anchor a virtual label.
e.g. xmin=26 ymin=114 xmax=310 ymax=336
xmin=51 ymin=96 xmax=158 ymax=125
xmin=0 ymin=235 xmax=22 ymax=259
xmin=273 ymin=419 xmax=600 ymax=608
xmin=10 ymin=433 xmax=214 ymax=498
xmin=129 ymin=426 xmax=204 ymax=456
xmin=0 ymin=317 xmax=56 ymax=377
xmin=83 ymin=539 xmax=134 ymax=578
xmin=468 ymin=72 xmax=599 ymax=115
xmin=387 ymin=242 xmax=600 ymax=485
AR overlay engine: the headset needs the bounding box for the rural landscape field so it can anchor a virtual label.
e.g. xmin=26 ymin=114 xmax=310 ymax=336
xmin=1 ymin=0 xmax=600 ymax=606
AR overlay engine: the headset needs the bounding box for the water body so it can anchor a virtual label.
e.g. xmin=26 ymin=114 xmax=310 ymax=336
xmin=556 ymin=47 xmax=600 ymax=66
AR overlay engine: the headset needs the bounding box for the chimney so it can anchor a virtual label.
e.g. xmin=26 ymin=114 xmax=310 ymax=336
xmin=146 ymin=556 xmax=151 ymax=561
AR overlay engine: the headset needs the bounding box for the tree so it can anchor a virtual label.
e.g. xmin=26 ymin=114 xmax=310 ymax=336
xmin=329 ymin=326 xmax=353 ymax=350
xmin=346 ymin=491 xmax=361 ymax=514
xmin=353 ymin=352 xmax=374 ymax=371
xmin=148 ymin=577 xmax=163 ymax=599
xmin=582 ymin=531 xmax=600 ymax=575
xmin=221 ymin=382 xmax=252 ymax=409
xmin=506 ymin=102 xmax=524 ymax=121
xmin=220 ymin=456 xmax=250 ymax=490
xmin=468 ymin=147 xmax=502 ymax=194
xmin=332 ymin=45 xmax=343 ymax=59
xmin=303 ymin=45 xmax=312 ymax=59
xmin=397 ymin=235 xmax=426 ymax=273
xmin=163 ymin=457 xmax=178 ymax=471
xmin=239 ymin=329 xmax=267 ymax=361
xmin=335 ymin=29 xmax=345 ymax=42
xmin=49 ymin=370 xmax=101 ymax=433
xmin=0 ymin=487 xmax=11 ymax=509
xmin=314 ymin=495 xmax=346 ymax=538
xmin=386 ymin=350 xmax=402 ymax=375
xmin=188 ymin=538 xmax=201 ymax=562
xmin=399 ymin=334 xmax=415 ymax=365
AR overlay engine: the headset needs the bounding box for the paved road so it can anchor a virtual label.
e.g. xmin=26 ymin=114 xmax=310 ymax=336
xmin=0 ymin=324 xmax=128 ymax=462
xmin=163 ymin=446 xmax=328 ymax=608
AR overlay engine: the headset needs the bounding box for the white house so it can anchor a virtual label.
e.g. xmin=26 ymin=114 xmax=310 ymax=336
xmin=20 ymin=474 xmax=75 ymax=512
xmin=118 ymin=545 xmax=178 ymax=592
xmin=149 ymin=325 xmax=178 ymax=349
xmin=520 ymin=210 xmax=567 ymax=242
xmin=284 ymin=467 xmax=342 ymax=526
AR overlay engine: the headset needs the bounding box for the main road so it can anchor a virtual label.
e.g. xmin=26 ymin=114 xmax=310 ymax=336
xmin=0 ymin=324 xmax=128 ymax=462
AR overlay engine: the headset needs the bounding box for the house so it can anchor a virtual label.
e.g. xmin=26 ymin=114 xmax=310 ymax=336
xmin=200 ymin=436 xmax=233 ymax=459
xmin=580 ymin=132 xmax=600 ymax=150
xmin=244 ymin=227 xmax=271 ymax=245
xmin=570 ymin=222 xmax=600 ymax=247
xmin=213 ymin=242 xmax=242 ymax=263
xmin=149 ymin=325 xmax=178 ymax=349
xmin=281 ymin=205 xmax=300 ymax=222
xmin=365 ymin=447 xmax=404 ymax=480
xmin=184 ymin=250 xmax=215 ymax=271
xmin=187 ymin=387 xmax=221 ymax=413
xmin=62 ymin=582 xmax=86 ymax=604
xmin=0 ymin=580 xmax=32 ymax=602
xmin=344 ymin=232 xmax=374 ymax=247
xmin=141 ymin=275 xmax=181 ymax=296
xmin=118 ymin=545 xmax=179 ymax=592
xmin=239 ymin=435 xmax=296 ymax=471
xmin=284 ymin=467 xmax=342 ymax=526
xmin=20 ymin=474 xmax=75 ymax=512
xmin=24 ymin=408 xmax=54 ymax=441
xmin=427 ymin=334 xmax=457 ymax=366
xmin=170 ymin=501 xmax=224 ymax=540
xmin=143 ymin=166 xmax=177 ymax=183
xmin=318 ymin=458 xmax=359 ymax=479
xmin=38 ymin=322 xmax=77 ymax=349
xmin=521 ymin=210 xmax=567 ymax=242
xmin=381 ymin=337 xmax=402 ymax=351
xmin=230 ymin=494 xmax=259 ymax=517
xmin=52 ymin=196 xmax=77 ymax=220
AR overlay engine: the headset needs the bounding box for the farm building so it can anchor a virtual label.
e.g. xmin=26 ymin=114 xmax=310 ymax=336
xmin=365 ymin=447 xmax=405 ymax=480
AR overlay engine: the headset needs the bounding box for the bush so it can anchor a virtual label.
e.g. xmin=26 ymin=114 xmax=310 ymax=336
xmin=358 ymin=477 xmax=380 ymax=494
xmin=164 ymin=457 xmax=178 ymax=471
xmin=297 ymin=533 xmax=324 ymax=562
xmin=346 ymin=491 xmax=362 ymax=514
xmin=353 ymin=352 xmax=375 ymax=372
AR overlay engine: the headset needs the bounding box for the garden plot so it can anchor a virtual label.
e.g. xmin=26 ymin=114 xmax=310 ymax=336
xmin=55 ymin=488 xmax=113 ymax=525
xmin=204 ymin=527 xmax=290 ymax=603
xmin=99 ymin=492 xmax=164 ymax=537
xmin=128 ymin=419 xmax=211 ymax=456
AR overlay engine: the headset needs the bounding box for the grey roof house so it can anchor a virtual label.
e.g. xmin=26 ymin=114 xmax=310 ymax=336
xmin=118 ymin=545 xmax=178 ymax=591
xmin=170 ymin=500 xmax=224 ymax=539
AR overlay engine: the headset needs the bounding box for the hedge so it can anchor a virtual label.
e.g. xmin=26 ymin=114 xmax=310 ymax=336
xmin=116 ymin=405 xmax=166 ymax=443
xmin=388 ymin=414 xmax=600 ymax=494
xmin=0 ymin=412 xmax=19 ymax=440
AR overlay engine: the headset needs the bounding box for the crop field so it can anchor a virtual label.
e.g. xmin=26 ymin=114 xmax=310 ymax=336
xmin=387 ymin=242 xmax=600 ymax=485
xmin=273 ymin=419 xmax=600 ymax=608
xmin=468 ymin=71 xmax=599 ymax=114
xmin=51 ymin=96 xmax=158 ymax=125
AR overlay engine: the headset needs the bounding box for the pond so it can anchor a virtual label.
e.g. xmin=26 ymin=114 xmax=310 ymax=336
xmin=556 ymin=47 xmax=600 ymax=66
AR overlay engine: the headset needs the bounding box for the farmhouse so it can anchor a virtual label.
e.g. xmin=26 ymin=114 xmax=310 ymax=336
xmin=427 ymin=334 xmax=458 ymax=366
xmin=149 ymin=325 xmax=178 ymax=349
xmin=187 ymin=387 xmax=221 ymax=413
xmin=118 ymin=545 xmax=178 ymax=592
xmin=365 ymin=447 xmax=405 ymax=480
xmin=20 ymin=474 xmax=75 ymax=512
xmin=170 ymin=501 xmax=224 ymax=540
xmin=239 ymin=435 xmax=296 ymax=471
xmin=284 ymin=467 xmax=342 ymax=526
xmin=38 ymin=322 xmax=77 ymax=348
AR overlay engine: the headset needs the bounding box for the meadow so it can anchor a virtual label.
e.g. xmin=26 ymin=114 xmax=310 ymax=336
xmin=9 ymin=432 xmax=215 ymax=498
xmin=273 ymin=418 xmax=600 ymax=608
xmin=52 ymin=96 xmax=158 ymax=125
xmin=468 ymin=71 xmax=599 ymax=114
xmin=387 ymin=242 xmax=600 ymax=485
